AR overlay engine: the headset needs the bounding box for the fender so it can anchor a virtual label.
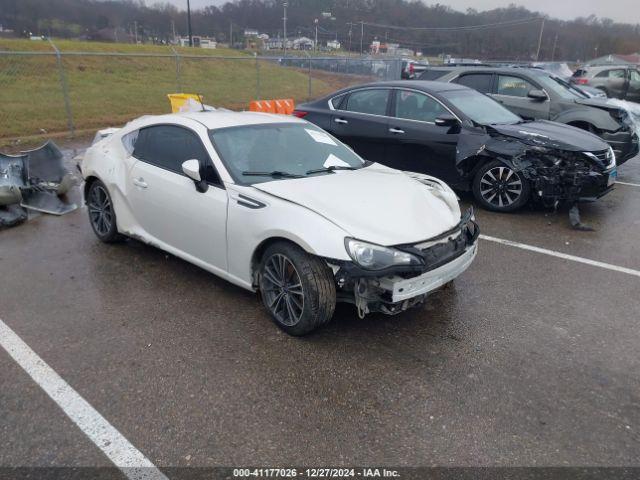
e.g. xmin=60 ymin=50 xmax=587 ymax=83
xmin=552 ymin=106 xmax=621 ymax=132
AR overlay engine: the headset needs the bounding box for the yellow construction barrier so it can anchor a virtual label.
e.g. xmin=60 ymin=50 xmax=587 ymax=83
xmin=167 ymin=93 xmax=203 ymax=113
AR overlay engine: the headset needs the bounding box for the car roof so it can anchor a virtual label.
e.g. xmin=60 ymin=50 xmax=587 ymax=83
xmin=423 ymin=66 xmax=553 ymax=76
xmin=337 ymin=80 xmax=470 ymax=93
xmin=130 ymin=110 xmax=305 ymax=131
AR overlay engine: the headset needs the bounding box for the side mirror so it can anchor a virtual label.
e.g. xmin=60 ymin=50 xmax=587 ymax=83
xmin=527 ymin=89 xmax=548 ymax=101
xmin=181 ymin=159 xmax=201 ymax=181
xmin=435 ymin=114 xmax=459 ymax=127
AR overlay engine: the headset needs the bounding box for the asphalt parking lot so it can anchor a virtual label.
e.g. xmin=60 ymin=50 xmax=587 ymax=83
xmin=1 ymin=144 xmax=639 ymax=475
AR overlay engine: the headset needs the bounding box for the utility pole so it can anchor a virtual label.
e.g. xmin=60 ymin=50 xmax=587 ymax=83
xmin=347 ymin=23 xmax=353 ymax=56
xmin=360 ymin=21 xmax=364 ymax=56
xmin=551 ymin=33 xmax=558 ymax=61
xmin=187 ymin=0 xmax=193 ymax=47
xmin=171 ymin=20 xmax=176 ymax=43
xmin=314 ymin=18 xmax=318 ymax=54
xmin=283 ymin=2 xmax=288 ymax=57
xmin=229 ymin=21 xmax=233 ymax=46
xmin=134 ymin=20 xmax=138 ymax=44
xmin=535 ymin=17 xmax=545 ymax=61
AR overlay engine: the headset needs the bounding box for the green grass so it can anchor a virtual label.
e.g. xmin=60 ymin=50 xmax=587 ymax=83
xmin=0 ymin=38 xmax=362 ymax=139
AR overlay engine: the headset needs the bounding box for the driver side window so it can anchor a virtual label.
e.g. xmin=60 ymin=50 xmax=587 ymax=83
xmin=497 ymin=75 xmax=536 ymax=98
xmin=133 ymin=125 xmax=220 ymax=184
xmin=394 ymin=90 xmax=447 ymax=123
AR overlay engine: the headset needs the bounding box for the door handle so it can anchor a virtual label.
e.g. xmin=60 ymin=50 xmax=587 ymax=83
xmin=389 ymin=127 xmax=405 ymax=134
xmin=334 ymin=118 xmax=348 ymax=124
xmin=133 ymin=177 xmax=148 ymax=189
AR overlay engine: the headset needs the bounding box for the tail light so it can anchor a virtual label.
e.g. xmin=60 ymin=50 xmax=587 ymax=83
xmin=409 ymin=63 xmax=415 ymax=75
xmin=292 ymin=110 xmax=308 ymax=118
xmin=575 ymin=78 xmax=588 ymax=85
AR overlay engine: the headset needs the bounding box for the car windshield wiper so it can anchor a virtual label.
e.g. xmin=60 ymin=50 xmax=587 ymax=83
xmin=242 ymin=170 xmax=304 ymax=179
xmin=305 ymin=165 xmax=357 ymax=175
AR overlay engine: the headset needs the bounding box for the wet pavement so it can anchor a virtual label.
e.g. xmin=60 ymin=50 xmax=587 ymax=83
xmin=1 ymin=146 xmax=639 ymax=470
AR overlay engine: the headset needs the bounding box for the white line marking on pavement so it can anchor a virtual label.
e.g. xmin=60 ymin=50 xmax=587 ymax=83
xmin=479 ymin=234 xmax=640 ymax=278
xmin=0 ymin=319 xmax=167 ymax=480
xmin=616 ymin=181 xmax=640 ymax=188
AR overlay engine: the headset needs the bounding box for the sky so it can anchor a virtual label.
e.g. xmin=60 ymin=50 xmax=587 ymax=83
xmin=165 ymin=0 xmax=640 ymax=24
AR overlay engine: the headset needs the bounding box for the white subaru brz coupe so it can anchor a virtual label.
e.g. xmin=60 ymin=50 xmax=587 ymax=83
xmin=81 ymin=111 xmax=478 ymax=335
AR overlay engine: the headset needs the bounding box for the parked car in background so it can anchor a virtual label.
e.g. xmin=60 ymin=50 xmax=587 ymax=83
xmin=417 ymin=66 xmax=639 ymax=164
xmin=81 ymin=110 xmax=478 ymax=335
xmin=570 ymin=65 xmax=640 ymax=101
xmin=401 ymin=59 xmax=429 ymax=79
xmin=531 ymin=62 xmax=606 ymax=98
xmin=295 ymin=81 xmax=616 ymax=212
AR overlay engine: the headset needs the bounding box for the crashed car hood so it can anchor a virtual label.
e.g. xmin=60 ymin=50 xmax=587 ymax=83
xmin=252 ymin=165 xmax=460 ymax=246
xmin=488 ymin=120 xmax=607 ymax=152
xmin=574 ymin=97 xmax=625 ymax=112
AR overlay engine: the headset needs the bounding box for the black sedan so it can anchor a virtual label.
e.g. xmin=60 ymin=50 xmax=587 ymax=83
xmin=294 ymin=81 xmax=617 ymax=212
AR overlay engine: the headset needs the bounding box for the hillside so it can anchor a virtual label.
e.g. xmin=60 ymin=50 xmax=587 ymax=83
xmin=0 ymin=39 xmax=362 ymax=139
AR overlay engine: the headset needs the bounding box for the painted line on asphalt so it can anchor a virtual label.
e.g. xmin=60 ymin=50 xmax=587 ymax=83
xmin=616 ymin=181 xmax=640 ymax=188
xmin=0 ymin=318 xmax=167 ymax=480
xmin=479 ymin=234 xmax=640 ymax=278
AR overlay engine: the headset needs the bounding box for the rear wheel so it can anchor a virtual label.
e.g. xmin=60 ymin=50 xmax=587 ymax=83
xmin=472 ymin=160 xmax=531 ymax=212
xmin=259 ymin=242 xmax=336 ymax=336
xmin=87 ymin=179 xmax=124 ymax=243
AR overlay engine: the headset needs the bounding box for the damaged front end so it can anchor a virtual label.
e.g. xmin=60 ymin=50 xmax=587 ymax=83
xmin=457 ymin=122 xmax=616 ymax=208
xmin=329 ymin=208 xmax=479 ymax=318
xmin=0 ymin=141 xmax=78 ymax=228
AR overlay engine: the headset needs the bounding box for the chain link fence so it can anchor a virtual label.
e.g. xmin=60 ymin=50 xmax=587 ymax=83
xmin=0 ymin=43 xmax=402 ymax=140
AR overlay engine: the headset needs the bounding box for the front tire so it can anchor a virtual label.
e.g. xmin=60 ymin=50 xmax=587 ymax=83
xmin=259 ymin=242 xmax=336 ymax=336
xmin=472 ymin=160 xmax=531 ymax=212
xmin=87 ymin=179 xmax=124 ymax=243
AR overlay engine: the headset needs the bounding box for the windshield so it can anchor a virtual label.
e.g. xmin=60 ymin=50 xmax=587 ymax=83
xmin=535 ymin=62 xmax=574 ymax=78
xmin=209 ymin=123 xmax=365 ymax=184
xmin=535 ymin=73 xmax=585 ymax=100
xmin=441 ymin=89 xmax=521 ymax=125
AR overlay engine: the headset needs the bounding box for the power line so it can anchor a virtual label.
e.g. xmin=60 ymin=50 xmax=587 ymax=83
xmin=362 ymin=17 xmax=542 ymax=32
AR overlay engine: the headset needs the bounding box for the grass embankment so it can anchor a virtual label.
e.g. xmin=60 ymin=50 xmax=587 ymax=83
xmin=0 ymin=39 xmax=368 ymax=140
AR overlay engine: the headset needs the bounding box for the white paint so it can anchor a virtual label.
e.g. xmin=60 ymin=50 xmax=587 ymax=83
xmin=480 ymin=234 xmax=640 ymax=278
xmin=0 ymin=319 xmax=167 ymax=480
xmin=616 ymin=181 xmax=640 ymax=188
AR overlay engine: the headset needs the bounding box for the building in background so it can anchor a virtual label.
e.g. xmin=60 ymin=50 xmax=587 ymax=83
xmin=292 ymin=36 xmax=314 ymax=50
xmin=326 ymin=39 xmax=341 ymax=50
xmin=177 ymin=36 xmax=217 ymax=48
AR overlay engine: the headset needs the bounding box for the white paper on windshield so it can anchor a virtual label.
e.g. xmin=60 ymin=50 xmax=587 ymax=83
xmin=306 ymin=128 xmax=337 ymax=146
xmin=323 ymin=154 xmax=351 ymax=168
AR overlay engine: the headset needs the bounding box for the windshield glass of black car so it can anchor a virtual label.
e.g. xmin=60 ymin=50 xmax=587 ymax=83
xmin=209 ymin=123 xmax=365 ymax=184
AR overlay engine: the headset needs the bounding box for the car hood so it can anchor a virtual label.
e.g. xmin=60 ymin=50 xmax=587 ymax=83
xmin=252 ymin=165 xmax=461 ymax=246
xmin=487 ymin=120 xmax=607 ymax=152
xmin=574 ymin=97 xmax=625 ymax=112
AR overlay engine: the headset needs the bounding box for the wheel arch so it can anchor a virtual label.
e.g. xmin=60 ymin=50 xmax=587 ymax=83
xmin=250 ymin=236 xmax=308 ymax=287
xmin=83 ymin=175 xmax=100 ymax=202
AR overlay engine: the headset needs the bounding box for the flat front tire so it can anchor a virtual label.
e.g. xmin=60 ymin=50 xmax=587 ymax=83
xmin=472 ymin=160 xmax=531 ymax=212
xmin=259 ymin=242 xmax=336 ymax=336
xmin=87 ymin=179 xmax=124 ymax=243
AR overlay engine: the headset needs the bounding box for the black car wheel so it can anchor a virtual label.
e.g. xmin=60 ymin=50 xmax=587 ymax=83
xmin=472 ymin=160 xmax=531 ymax=212
xmin=87 ymin=179 xmax=123 ymax=243
xmin=259 ymin=241 xmax=336 ymax=336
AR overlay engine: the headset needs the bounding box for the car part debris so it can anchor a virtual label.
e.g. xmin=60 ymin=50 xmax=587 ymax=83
xmin=0 ymin=204 xmax=28 ymax=227
xmin=568 ymin=204 xmax=594 ymax=231
xmin=0 ymin=141 xmax=78 ymax=228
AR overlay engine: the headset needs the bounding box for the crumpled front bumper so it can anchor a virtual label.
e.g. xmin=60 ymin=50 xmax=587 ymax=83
xmin=333 ymin=208 xmax=479 ymax=316
xmin=379 ymin=242 xmax=477 ymax=303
